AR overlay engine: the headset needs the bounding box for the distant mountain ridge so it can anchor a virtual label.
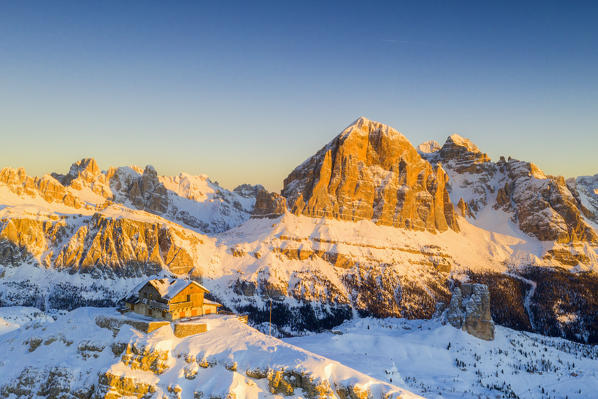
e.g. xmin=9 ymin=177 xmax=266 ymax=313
xmin=0 ymin=117 xmax=597 ymax=343
xmin=1 ymin=158 xmax=256 ymax=234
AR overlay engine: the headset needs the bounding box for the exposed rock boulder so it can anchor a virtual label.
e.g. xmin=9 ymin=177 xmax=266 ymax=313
xmin=282 ymin=117 xmax=459 ymax=233
xmin=446 ymin=283 xmax=495 ymax=340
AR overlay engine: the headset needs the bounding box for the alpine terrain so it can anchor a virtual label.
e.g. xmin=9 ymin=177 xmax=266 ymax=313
xmin=1 ymin=117 xmax=597 ymax=398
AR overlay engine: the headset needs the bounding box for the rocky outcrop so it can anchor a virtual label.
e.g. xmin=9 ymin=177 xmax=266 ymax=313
xmin=0 ymin=211 xmax=201 ymax=277
xmin=446 ymin=283 xmax=495 ymax=340
xmin=568 ymin=174 xmax=598 ymax=223
xmin=1 ymin=159 xmax=256 ymax=234
xmin=251 ymin=188 xmax=287 ymax=218
xmin=282 ymin=117 xmax=459 ymax=232
xmin=424 ymin=135 xmax=598 ymax=245
xmin=0 ymin=167 xmax=84 ymax=209
xmin=497 ymin=160 xmax=597 ymax=244
xmin=52 ymin=157 xmax=101 ymax=186
xmin=436 ymin=134 xmax=490 ymax=172
xmin=116 ymin=165 xmax=169 ymax=214
xmin=233 ymin=183 xmax=266 ymax=198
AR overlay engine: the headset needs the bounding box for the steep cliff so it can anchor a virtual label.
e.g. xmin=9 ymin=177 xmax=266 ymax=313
xmin=282 ymin=117 xmax=459 ymax=233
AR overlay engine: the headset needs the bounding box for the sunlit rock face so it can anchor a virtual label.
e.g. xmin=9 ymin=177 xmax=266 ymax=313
xmin=1 ymin=118 xmax=597 ymax=345
xmin=0 ymin=167 xmax=84 ymax=209
xmin=0 ymin=212 xmax=199 ymax=277
xmin=422 ymin=134 xmax=598 ymax=245
xmin=282 ymin=117 xmax=459 ymax=233
xmin=4 ymin=159 xmax=256 ymax=234
xmin=251 ymin=188 xmax=287 ymax=219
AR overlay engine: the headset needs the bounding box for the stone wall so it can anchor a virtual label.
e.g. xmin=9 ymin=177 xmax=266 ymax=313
xmin=173 ymin=322 xmax=207 ymax=338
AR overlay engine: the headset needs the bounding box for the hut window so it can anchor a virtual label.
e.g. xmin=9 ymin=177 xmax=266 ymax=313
xmin=187 ymin=295 xmax=190 ymax=302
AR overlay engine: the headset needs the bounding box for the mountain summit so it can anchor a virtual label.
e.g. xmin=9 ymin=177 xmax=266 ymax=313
xmin=282 ymin=117 xmax=459 ymax=232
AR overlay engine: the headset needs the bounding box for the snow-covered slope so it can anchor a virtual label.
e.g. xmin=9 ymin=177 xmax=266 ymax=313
xmin=0 ymin=307 xmax=420 ymax=399
xmin=287 ymin=317 xmax=598 ymax=399
xmin=0 ymin=306 xmax=55 ymax=335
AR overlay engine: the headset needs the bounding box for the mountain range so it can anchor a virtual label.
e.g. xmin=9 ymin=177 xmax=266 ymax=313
xmin=1 ymin=116 xmax=597 ymax=343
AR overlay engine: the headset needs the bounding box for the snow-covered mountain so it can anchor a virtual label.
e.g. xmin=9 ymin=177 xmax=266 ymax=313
xmin=568 ymin=174 xmax=598 ymax=224
xmin=0 ymin=117 xmax=597 ymax=345
xmin=0 ymin=307 xmax=419 ymax=399
xmin=1 ymin=158 xmax=255 ymax=234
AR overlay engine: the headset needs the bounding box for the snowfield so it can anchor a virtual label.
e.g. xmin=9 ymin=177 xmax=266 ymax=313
xmin=1 ymin=307 xmax=597 ymax=399
xmin=0 ymin=307 xmax=420 ymax=399
xmin=286 ymin=317 xmax=598 ymax=399
xmin=0 ymin=306 xmax=55 ymax=335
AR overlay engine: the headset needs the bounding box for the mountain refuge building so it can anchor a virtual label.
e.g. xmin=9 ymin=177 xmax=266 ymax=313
xmin=123 ymin=278 xmax=222 ymax=321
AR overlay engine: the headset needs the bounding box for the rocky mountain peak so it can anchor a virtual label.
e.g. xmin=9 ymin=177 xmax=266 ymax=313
xmin=417 ymin=140 xmax=441 ymax=154
xmin=446 ymin=134 xmax=481 ymax=153
xmin=51 ymin=158 xmax=102 ymax=187
xmin=340 ymin=116 xmax=408 ymax=141
xmin=432 ymin=134 xmax=491 ymax=173
xmin=70 ymin=158 xmax=100 ymax=176
xmin=251 ymin=187 xmax=287 ymax=219
xmin=282 ymin=118 xmax=459 ymax=232
xmin=233 ymin=184 xmax=266 ymax=199
xmin=143 ymin=164 xmax=158 ymax=177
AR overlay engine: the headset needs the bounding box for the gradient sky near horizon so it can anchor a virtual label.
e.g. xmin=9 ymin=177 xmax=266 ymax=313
xmin=1 ymin=1 xmax=597 ymax=191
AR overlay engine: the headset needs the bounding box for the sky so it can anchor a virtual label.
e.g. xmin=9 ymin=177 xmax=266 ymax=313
xmin=1 ymin=1 xmax=597 ymax=191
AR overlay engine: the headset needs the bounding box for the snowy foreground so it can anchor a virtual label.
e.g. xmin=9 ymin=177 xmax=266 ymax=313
xmin=0 ymin=307 xmax=419 ymax=398
xmin=286 ymin=318 xmax=598 ymax=399
xmin=1 ymin=307 xmax=597 ymax=399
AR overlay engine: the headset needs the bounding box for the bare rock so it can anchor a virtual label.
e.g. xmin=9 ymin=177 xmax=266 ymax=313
xmin=282 ymin=117 xmax=459 ymax=233
xmin=437 ymin=134 xmax=490 ymax=173
xmin=446 ymin=283 xmax=495 ymax=340
xmin=427 ymin=134 xmax=598 ymax=246
xmin=251 ymin=188 xmax=287 ymax=218
xmin=233 ymin=184 xmax=266 ymax=198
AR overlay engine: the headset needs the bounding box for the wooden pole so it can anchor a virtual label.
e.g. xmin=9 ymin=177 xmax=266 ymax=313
xmin=269 ymin=298 xmax=272 ymax=337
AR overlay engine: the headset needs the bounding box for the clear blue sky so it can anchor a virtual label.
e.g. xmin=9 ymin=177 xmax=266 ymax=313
xmin=1 ymin=1 xmax=597 ymax=191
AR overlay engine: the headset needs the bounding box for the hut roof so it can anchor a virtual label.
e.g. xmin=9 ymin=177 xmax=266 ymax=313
xmin=126 ymin=278 xmax=210 ymax=302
